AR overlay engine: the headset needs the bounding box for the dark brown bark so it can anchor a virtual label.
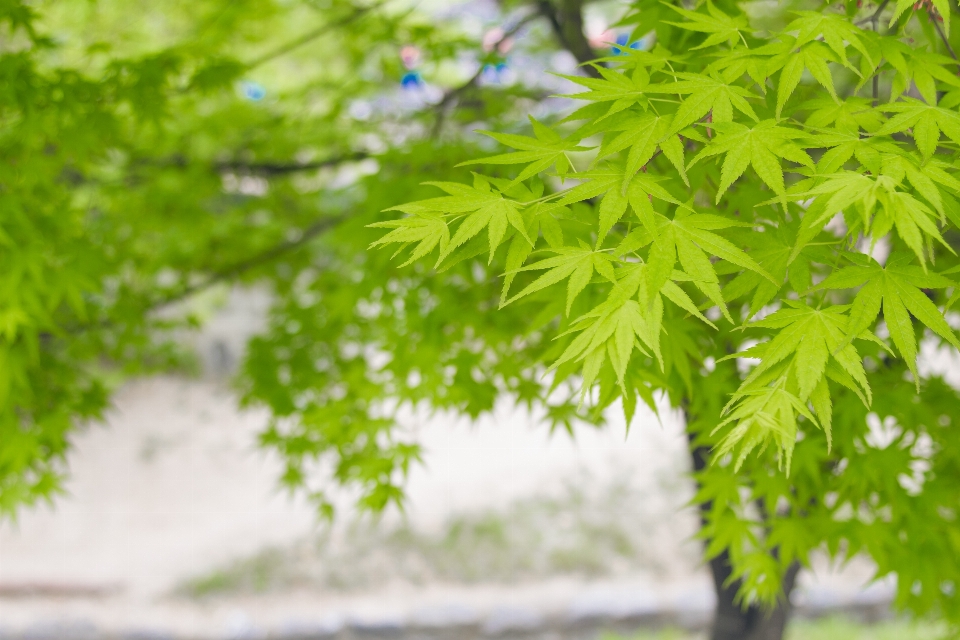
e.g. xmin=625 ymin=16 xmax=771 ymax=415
xmin=215 ymin=152 xmax=369 ymax=176
xmin=536 ymin=0 xmax=601 ymax=77
xmin=689 ymin=436 xmax=801 ymax=640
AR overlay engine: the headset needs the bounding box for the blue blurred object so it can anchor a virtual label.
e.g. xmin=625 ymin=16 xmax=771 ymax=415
xmin=611 ymin=33 xmax=643 ymax=55
xmin=240 ymin=81 xmax=266 ymax=101
xmin=400 ymin=71 xmax=423 ymax=89
xmin=481 ymin=61 xmax=509 ymax=84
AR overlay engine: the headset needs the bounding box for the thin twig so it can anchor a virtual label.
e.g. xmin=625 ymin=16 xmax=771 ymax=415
xmin=872 ymin=13 xmax=881 ymax=105
xmin=151 ymin=215 xmax=345 ymax=311
xmin=66 ymin=214 xmax=345 ymax=335
xmin=245 ymin=1 xmax=385 ymax=70
xmin=432 ymin=0 xmax=602 ymax=135
xmin=216 ymin=152 xmax=370 ymax=176
xmin=127 ymin=152 xmax=369 ymax=177
xmin=536 ymin=0 xmax=601 ymax=78
xmin=852 ymin=1 xmax=891 ymax=105
xmin=855 ymin=0 xmax=891 ymax=26
xmin=431 ymin=12 xmax=540 ymax=136
xmin=933 ymin=15 xmax=959 ymax=64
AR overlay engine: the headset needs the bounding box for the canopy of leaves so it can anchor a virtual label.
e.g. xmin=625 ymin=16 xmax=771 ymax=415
xmin=377 ymin=0 xmax=960 ymax=625
xmin=5 ymin=0 xmax=960 ymax=629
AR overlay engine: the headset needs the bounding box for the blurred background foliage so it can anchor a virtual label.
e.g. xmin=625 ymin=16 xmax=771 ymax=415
xmin=1 ymin=0 xmax=602 ymax=516
xmin=5 ymin=0 xmax=960 ymax=637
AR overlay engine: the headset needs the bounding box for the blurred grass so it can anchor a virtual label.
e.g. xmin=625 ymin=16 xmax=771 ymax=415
xmin=600 ymin=616 xmax=948 ymax=640
xmin=178 ymin=474 xmax=696 ymax=596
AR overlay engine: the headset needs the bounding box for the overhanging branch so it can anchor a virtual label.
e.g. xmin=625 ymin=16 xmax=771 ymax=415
xmin=432 ymin=11 xmax=541 ymax=136
xmin=245 ymin=1 xmax=386 ymax=70
xmin=64 ymin=213 xmax=345 ymax=336
xmin=216 ymin=152 xmax=370 ymax=176
xmin=150 ymin=214 xmax=345 ymax=311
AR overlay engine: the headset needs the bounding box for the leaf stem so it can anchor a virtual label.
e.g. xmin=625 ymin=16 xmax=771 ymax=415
xmin=933 ymin=15 xmax=959 ymax=64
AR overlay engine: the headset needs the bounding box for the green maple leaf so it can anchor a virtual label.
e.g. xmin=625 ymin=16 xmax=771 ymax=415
xmin=715 ymin=383 xmax=818 ymax=474
xmin=551 ymin=265 xmax=662 ymax=394
xmin=801 ymin=96 xmax=883 ymax=135
xmin=704 ymin=40 xmax=786 ymax=88
xmin=497 ymin=185 xmax=545 ymax=304
xmin=889 ymin=0 xmax=952 ymax=36
xmin=460 ymin=116 xmax=590 ymax=184
xmin=376 ymin=182 xmax=529 ymax=265
xmin=595 ymin=187 xmax=630 ymax=250
xmin=734 ymin=301 xmax=871 ymax=403
xmin=637 ymin=210 xmax=775 ymax=319
xmin=503 ymin=244 xmax=618 ymax=314
xmin=648 ymin=72 xmax=759 ymax=136
xmin=596 ymin=112 xmax=673 ymax=185
xmin=787 ymin=158 xmax=953 ymax=266
xmin=783 ymin=11 xmax=873 ymax=69
xmin=811 ymin=253 xmax=960 ymax=387
xmin=664 ymin=0 xmax=749 ymax=49
xmin=878 ymin=41 xmax=960 ymax=103
xmin=689 ymin=120 xmax=813 ymax=202
xmin=716 ymin=302 xmax=874 ymax=470
xmin=559 ymin=167 xmax=684 ymax=245
xmin=772 ymin=39 xmax=841 ymax=117
xmin=877 ymin=98 xmax=960 ymax=160
xmin=701 ymin=509 xmax=756 ymax=562
xmin=721 ymin=226 xmax=819 ymax=319
xmin=367 ymin=212 xmax=449 ymax=266
xmin=559 ymin=65 xmax=653 ymax=120
xmin=557 ymin=298 xmax=657 ymax=399
xmin=809 ymin=128 xmax=897 ymax=174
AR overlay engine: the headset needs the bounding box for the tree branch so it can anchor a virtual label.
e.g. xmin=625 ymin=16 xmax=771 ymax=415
xmin=866 ymin=1 xmax=890 ymax=105
xmin=433 ymin=0 xmax=602 ymax=135
xmin=933 ymin=14 xmax=959 ymax=64
xmin=431 ymin=11 xmax=541 ymax=136
xmin=245 ymin=1 xmax=385 ymax=70
xmin=216 ymin=152 xmax=370 ymax=176
xmin=125 ymin=151 xmax=370 ymax=177
xmin=150 ymin=214 xmax=344 ymax=311
xmin=63 ymin=213 xmax=344 ymax=337
xmin=536 ymin=0 xmax=600 ymax=78
xmin=855 ymin=0 xmax=891 ymax=26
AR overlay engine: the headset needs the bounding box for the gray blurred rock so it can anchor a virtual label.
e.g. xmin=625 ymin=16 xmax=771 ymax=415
xmin=410 ymin=603 xmax=480 ymax=629
xmin=853 ymin=580 xmax=896 ymax=607
xmin=795 ymin=585 xmax=847 ymax=612
xmin=669 ymin=585 xmax=715 ymax=629
xmin=276 ymin=615 xmax=344 ymax=639
xmin=118 ymin=630 xmax=177 ymax=640
xmin=224 ymin=609 xmax=266 ymax=639
xmin=565 ymin=585 xmax=660 ymax=624
xmin=21 ymin=619 xmax=99 ymax=640
xmin=481 ymin=606 xmax=544 ymax=636
xmin=349 ymin=614 xmax=406 ymax=638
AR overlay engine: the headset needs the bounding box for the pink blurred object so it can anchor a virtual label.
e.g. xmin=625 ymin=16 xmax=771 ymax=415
xmin=588 ymin=29 xmax=616 ymax=50
xmin=482 ymin=28 xmax=514 ymax=54
xmin=400 ymin=45 xmax=421 ymax=69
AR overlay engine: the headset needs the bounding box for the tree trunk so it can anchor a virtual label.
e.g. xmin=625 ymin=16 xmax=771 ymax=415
xmin=689 ymin=440 xmax=801 ymax=640
xmin=536 ymin=0 xmax=601 ymax=77
xmin=706 ymin=547 xmax=801 ymax=640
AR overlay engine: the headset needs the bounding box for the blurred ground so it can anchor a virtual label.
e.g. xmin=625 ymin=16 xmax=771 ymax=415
xmin=604 ymin=617 xmax=947 ymax=640
xmin=0 ymin=289 xmax=923 ymax=638
xmin=0 ymin=375 xmax=891 ymax=639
